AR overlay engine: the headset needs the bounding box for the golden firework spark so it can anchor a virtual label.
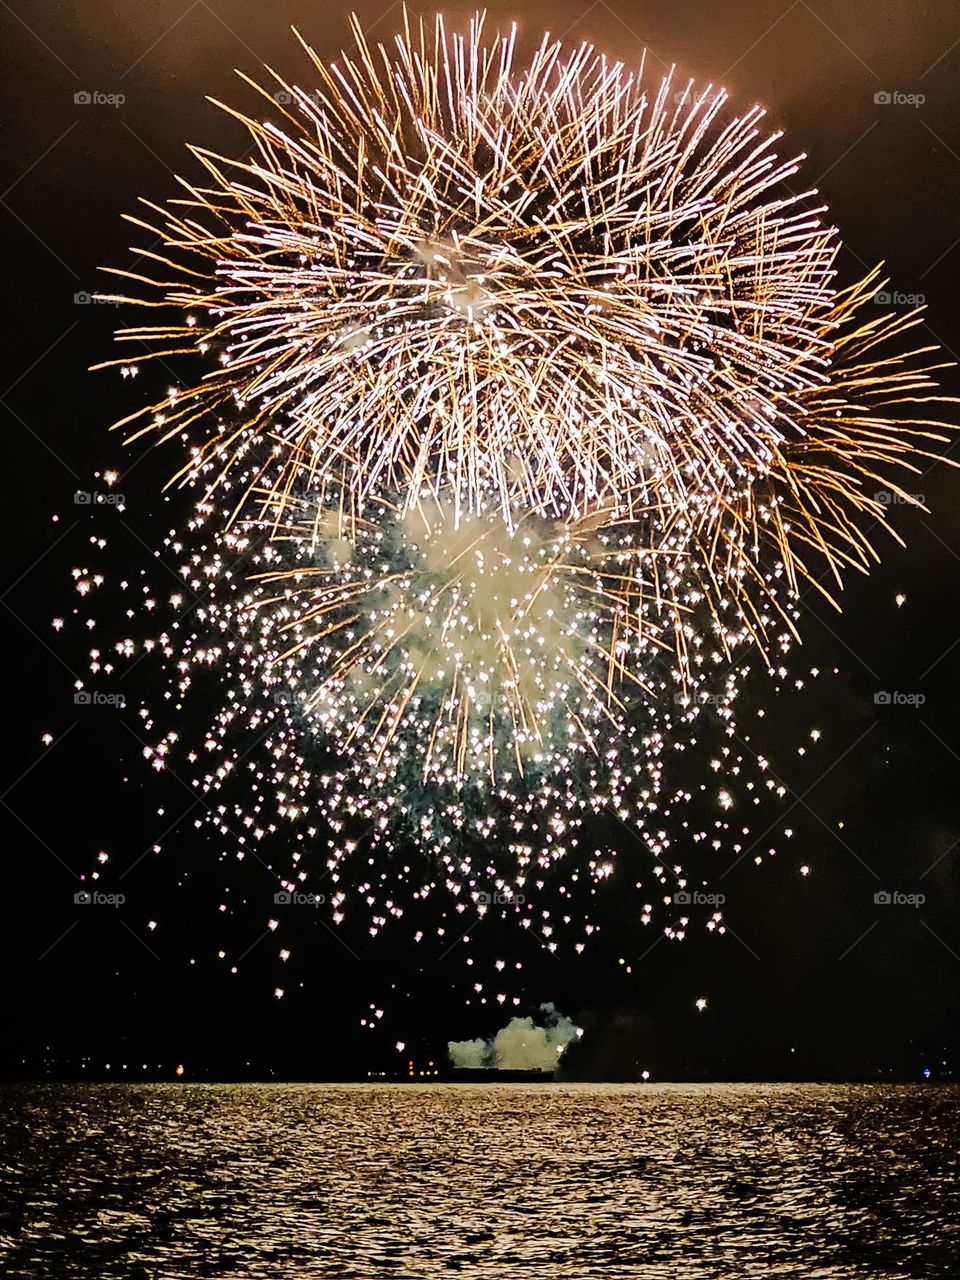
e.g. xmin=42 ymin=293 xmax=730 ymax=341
xmin=94 ymin=10 xmax=954 ymax=674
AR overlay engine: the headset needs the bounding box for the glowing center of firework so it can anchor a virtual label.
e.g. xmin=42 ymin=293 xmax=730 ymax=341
xmin=266 ymin=498 xmax=644 ymax=783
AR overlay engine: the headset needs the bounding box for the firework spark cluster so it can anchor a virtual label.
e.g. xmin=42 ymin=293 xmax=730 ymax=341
xmin=69 ymin=482 xmax=814 ymax=963
xmin=71 ymin=13 xmax=953 ymax=970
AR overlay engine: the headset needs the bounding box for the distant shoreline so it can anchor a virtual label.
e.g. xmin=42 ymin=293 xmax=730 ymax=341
xmin=1 ymin=1076 xmax=952 ymax=1087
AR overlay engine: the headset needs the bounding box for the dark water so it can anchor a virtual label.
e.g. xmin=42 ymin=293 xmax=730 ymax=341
xmin=0 ymin=1083 xmax=958 ymax=1278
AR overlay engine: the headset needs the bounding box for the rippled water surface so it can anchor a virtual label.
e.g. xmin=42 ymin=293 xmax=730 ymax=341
xmin=1 ymin=1082 xmax=958 ymax=1277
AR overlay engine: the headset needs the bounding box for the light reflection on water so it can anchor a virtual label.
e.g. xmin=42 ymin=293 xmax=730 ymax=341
xmin=1 ymin=1082 xmax=958 ymax=1278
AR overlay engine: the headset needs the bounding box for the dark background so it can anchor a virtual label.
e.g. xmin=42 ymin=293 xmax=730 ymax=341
xmin=2 ymin=0 xmax=959 ymax=1082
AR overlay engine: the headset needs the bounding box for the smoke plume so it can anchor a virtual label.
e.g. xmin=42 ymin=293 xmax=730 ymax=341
xmin=448 ymin=1003 xmax=581 ymax=1072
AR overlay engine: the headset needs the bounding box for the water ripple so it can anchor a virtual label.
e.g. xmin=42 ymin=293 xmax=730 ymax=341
xmin=1 ymin=1082 xmax=958 ymax=1278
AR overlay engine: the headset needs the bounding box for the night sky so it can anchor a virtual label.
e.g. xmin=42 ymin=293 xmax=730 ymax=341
xmin=2 ymin=0 xmax=960 ymax=1082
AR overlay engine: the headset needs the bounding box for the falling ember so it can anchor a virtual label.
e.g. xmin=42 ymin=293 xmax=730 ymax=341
xmin=68 ymin=496 xmax=811 ymax=955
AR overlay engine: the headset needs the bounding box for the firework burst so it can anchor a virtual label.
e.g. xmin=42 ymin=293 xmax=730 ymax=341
xmin=96 ymin=11 xmax=953 ymax=607
xmin=69 ymin=13 xmax=955 ymax=983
